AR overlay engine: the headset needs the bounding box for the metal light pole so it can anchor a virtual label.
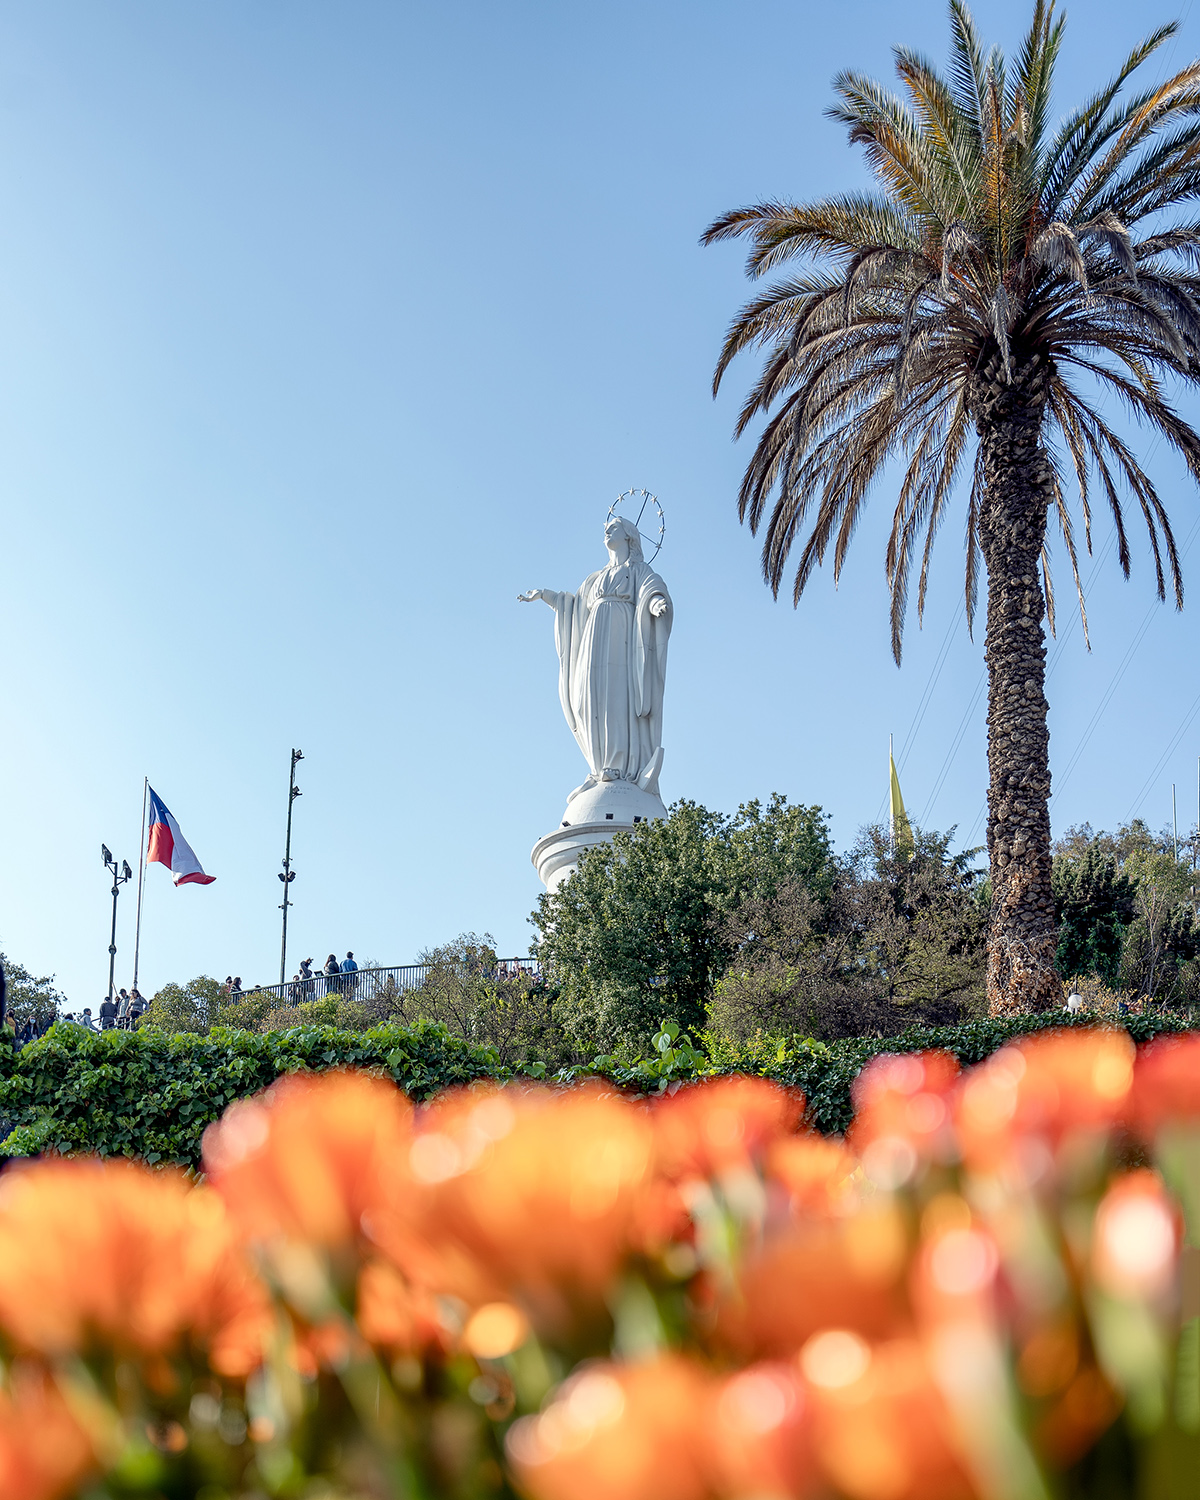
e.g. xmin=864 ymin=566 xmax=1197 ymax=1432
xmin=102 ymin=845 xmax=133 ymax=1002
xmin=278 ymin=749 xmax=303 ymax=986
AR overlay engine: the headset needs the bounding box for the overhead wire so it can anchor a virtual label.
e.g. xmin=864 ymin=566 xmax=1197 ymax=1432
xmin=875 ymin=602 xmax=964 ymax=823
xmin=1127 ymin=684 xmax=1200 ymax=822
xmin=1051 ymin=508 xmax=1200 ymax=805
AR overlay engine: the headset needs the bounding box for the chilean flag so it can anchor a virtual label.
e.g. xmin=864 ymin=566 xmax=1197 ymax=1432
xmin=147 ymin=787 xmax=215 ymax=886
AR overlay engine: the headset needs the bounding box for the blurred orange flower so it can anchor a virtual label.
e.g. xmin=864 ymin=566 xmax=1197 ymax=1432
xmin=0 ymin=1365 xmax=99 ymax=1500
xmin=910 ymin=1201 xmax=1000 ymax=1324
xmin=0 ymin=1159 xmax=268 ymax=1373
xmin=805 ymin=1335 xmax=976 ymax=1500
xmin=956 ymin=1029 xmax=1133 ymax=1172
xmin=1128 ymin=1034 xmax=1200 ymax=1141
xmin=373 ymin=1084 xmax=653 ymax=1312
xmin=849 ymin=1051 xmax=960 ymax=1185
xmin=651 ymin=1077 xmax=805 ymax=1179
xmin=765 ymin=1132 xmax=859 ymax=1218
xmin=507 ymin=1357 xmax=712 ymax=1500
xmin=710 ymin=1360 xmax=816 ymax=1499
xmin=717 ymin=1206 xmax=909 ymax=1357
xmin=204 ymin=1070 xmax=413 ymax=1253
xmin=1091 ymin=1170 xmax=1179 ymax=1301
xmin=355 ymin=1259 xmax=448 ymax=1355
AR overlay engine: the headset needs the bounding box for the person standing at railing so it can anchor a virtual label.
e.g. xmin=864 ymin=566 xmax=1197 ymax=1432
xmin=129 ymin=991 xmax=147 ymax=1027
xmin=231 ymin=977 xmax=243 ymax=996
xmin=297 ymin=958 xmax=314 ymax=1002
xmin=324 ymin=954 xmax=341 ymax=995
xmin=340 ymin=952 xmax=358 ymax=997
xmin=99 ymin=995 xmax=117 ymax=1031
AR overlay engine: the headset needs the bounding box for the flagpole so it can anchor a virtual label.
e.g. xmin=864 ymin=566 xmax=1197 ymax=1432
xmin=132 ymin=777 xmax=148 ymax=991
xmin=889 ymin=733 xmax=895 ymax=857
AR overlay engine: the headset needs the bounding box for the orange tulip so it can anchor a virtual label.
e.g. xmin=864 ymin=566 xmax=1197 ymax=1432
xmin=374 ymin=1084 xmax=653 ymax=1313
xmin=0 ymin=1159 xmax=268 ymax=1373
xmin=910 ymin=1204 xmax=1000 ymax=1325
xmin=204 ymin=1070 xmax=414 ymax=1253
xmin=849 ymin=1051 xmax=960 ymax=1186
xmin=355 ymin=1259 xmax=448 ymax=1355
xmin=1091 ymin=1170 xmax=1179 ymax=1302
xmin=765 ymin=1132 xmax=859 ymax=1219
xmin=1128 ymin=1034 xmax=1200 ymax=1142
xmin=651 ymin=1077 xmax=805 ymax=1180
xmin=716 ymin=1206 xmax=909 ymax=1358
xmin=955 ymin=1030 xmax=1133 ymax=1172
xmin=506 ymin=1357 xmax=712 ymax=1500
xmin=804 ymin=1335 xmax=976 ymax=1500
xmin=710 ymin=1360 xmax=816 ymax=1499
xmin=0 ymin=1365 xmax=98 ymax=1500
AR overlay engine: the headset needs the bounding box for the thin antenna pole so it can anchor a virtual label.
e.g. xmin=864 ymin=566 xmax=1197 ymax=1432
xmin=132 ymin=777 xmax=148 ymax=990
xmin=1173 ymin=783 xmax=1179 ymax=862
xmin=279 ymin=749 xmax=303 ymax=986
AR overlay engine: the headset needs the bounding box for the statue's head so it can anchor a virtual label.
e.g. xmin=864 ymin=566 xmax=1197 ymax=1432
xmin=604 ymin=514 xmax=644 ymax=562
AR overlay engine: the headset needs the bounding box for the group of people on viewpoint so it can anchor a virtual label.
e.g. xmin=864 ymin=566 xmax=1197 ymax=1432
xmin=288 ymin=952 xmax=358 ymax=1002
xmin=71 ymin=987 xmax=148 ymax=1034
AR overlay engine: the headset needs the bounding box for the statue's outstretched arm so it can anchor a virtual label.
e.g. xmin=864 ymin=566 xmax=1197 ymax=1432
xmin=517 ymin=589 xmax=561 ymax=608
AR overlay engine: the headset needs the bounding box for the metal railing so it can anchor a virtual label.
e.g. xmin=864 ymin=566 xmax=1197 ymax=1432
xmin=226 ymin=959 xmax=541 ymax=1010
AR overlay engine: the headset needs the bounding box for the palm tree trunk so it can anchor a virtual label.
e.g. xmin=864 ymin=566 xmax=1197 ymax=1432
xmin=972 ymin=350 xmax=1059 ymax=1015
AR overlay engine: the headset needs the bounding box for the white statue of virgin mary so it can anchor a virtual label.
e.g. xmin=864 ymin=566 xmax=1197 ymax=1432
xmin=520 ymin=514 xmax=672 ymax=800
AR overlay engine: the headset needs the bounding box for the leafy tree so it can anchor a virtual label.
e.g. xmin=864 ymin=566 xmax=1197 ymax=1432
xmin=1052 ymin=846 xmax=1136 ymax=983
xmin=532 ymin=797 xmax=834 ymax=1055
xmin=144 ymin=975 xmax=224 ymax=1035
xmin=1119 ymin=847 xmax=1200 ymax=1002
xmin=0 ymin=950 xmax=67 ymax=1030
xmin=1052 ymin=823 xmax=1200 ymax=1001
xmin=711 ymin=824 xmax=987 ymax=1040
xmin=703 ymin=2 xmax=1200 ymax=1016
xmin=403 ymin=934 xmax=575 ymax=1067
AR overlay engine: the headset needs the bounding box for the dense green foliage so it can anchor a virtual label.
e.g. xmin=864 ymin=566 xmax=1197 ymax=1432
xmin=1 ymin=1006 xmax=1193 ymax=1166
xmin=0 ymin=948 xmax=68 ymax=1030
xmin=0 ymin=1020 xmax=505 ymax=1168
xmin=144 ymin=975 xmax=225 ymax=1034
xmin=1052 ymin=846 xmax=1135 ymax=985
xmin=1053 ymin=821 xmax=1200 ymax=1002
xmin=146 ymin=936 xmax=578 ymax=1068
xmin=531 ymin=796 xmax=835 ymax=1052
xmin=713 ymin=824 xmax=989 ymax=1039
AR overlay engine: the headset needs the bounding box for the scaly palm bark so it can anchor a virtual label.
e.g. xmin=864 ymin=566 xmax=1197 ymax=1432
xmin=703 ymin=0 xmax=1200 ymax=1014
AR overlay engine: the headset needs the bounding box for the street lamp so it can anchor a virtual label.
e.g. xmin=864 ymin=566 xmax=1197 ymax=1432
xmin=102 ymin=846 xmax=133 ymax=1004
xmin=279 ymin=749 xmax=303 ymax=987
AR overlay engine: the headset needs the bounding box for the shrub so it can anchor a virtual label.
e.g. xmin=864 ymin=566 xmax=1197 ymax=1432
xmin=256 ymin=997 xmax=371 ymax=1032
xmin=1 ymin=1007 xmax=1194 ymax=1166
xmin=0 ymin=1019 xmax=504 ymax=1167
xmin=144 ymin=975 xmax=224 ymax=1034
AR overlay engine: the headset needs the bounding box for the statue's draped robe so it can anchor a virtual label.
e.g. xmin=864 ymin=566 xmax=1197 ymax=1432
xmin=550 ymin=560 xmax=671 ymax=791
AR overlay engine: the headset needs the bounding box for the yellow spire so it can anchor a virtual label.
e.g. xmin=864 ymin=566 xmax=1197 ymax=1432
xmin=889 ymin=745 xmax=913 ymax=859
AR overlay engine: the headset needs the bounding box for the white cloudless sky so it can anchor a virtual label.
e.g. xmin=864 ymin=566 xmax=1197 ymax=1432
xmin=3 ymin=0 xmax=1200 ymax=1007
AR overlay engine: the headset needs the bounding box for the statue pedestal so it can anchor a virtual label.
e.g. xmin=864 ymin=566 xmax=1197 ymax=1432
xmin=531 ymin=778 xmax=667 ymax=892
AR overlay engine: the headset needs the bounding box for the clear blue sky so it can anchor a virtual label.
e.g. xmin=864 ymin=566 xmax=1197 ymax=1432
xmin=2 ymin=0 xmax=1199 ymax=1007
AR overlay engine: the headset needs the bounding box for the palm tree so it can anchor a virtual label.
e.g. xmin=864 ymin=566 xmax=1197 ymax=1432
xmin=703 ymin=1 xmax=1200 ymax=1014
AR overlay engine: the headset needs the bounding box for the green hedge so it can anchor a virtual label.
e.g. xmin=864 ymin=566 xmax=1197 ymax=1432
xmin=703 ymin=1010 xmax=1196 ymax=1135
xmin=0 ymin=1021 xmax=505 ymax=1168
xmin=0 ymin=1010 xmax=1193 ymax=1167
